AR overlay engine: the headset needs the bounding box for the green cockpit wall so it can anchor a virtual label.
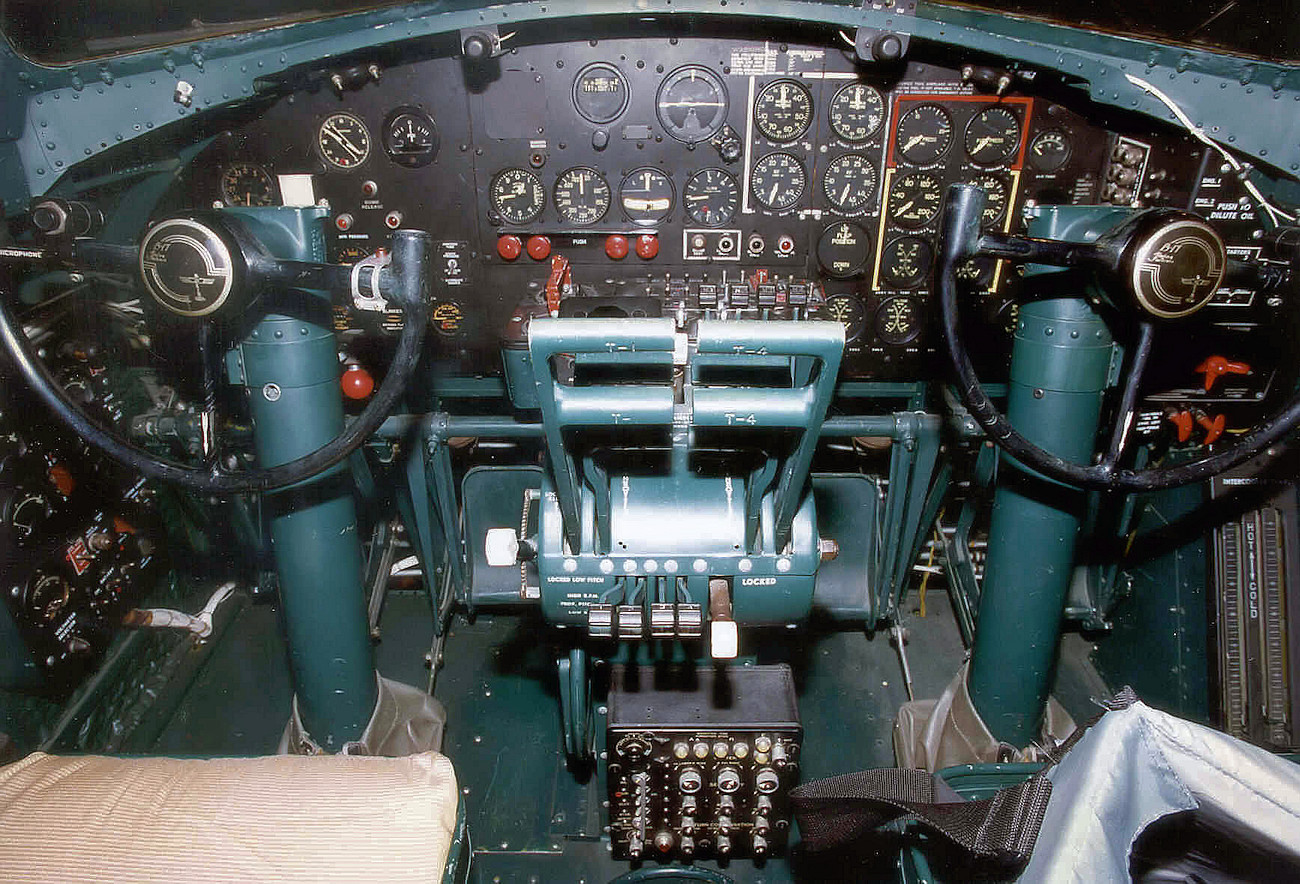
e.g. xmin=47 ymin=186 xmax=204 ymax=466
xmin=0 ymin=0 xmax=1299 ymax=222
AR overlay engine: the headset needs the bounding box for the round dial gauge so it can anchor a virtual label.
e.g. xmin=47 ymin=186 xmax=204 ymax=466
xmin=683 ymin=168 xmax=739 ymax=227
xmin=876 ymin=296 xmax=922 ymax=344
xmin=656 ymin=66 xmax=729 ymax=144
xmin=824 ymin=294 xmax=867 ymax=342
xmin=573 ymin=63 xmax=630 ymax=124
xmin=751 ymin=153 xmax=806 ymax=211
xmin=882 ymin=236 xmax=934 ymax=288
xmin=895 ymin=104 xmax=953 ymax=165
xmin=887 ymin=172 xmax=943 ymax=229
xmin=957 ymin=257 xmax=996 ymax=288
xmin=317 ymin=112 xmax=371 ymax=169
xmin=822 ymin=154 xmax=879 ymax=214
xmin=27 ymin=573 xmax=70 ymax=624
xmin=7 ymin=491 xmax=49 ymax=546
xmin=965 ymin=106 xmax=1021 ymax=166
xmin=553 ymin=167 xmax=611 ymax=225
xmin=753 ymin=79 xmax=814 ymax=143
xmin=816 ymin=221 xmax=872 ymax=278
xmin=829 ymin=83 xmax=885 ymax=143
xmin=220 ymin=163 xmax=275 ymax=207
xmin=490 ymin=168 xmax=546 ymax=225
xmin=1028 ymin=129 xmax=1072 ymax=172
xmin=968 ymin=174 xmax=1010 ymax=226
xmin=382 ymin=106 xmax=439 ymax=168
xmin=431 ymin=301 xmax=465 ymax=337
xmin=620 ymin=168 xmax=674 ymax=225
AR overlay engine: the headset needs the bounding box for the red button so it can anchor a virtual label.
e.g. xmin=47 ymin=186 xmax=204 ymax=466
xmin=340 ymin=365 xmax=375 ymax=400
xmin=605 ymin=234 xmax=629 ymax=260
xmin=497 ymin=235 xmax=522 ymax=261
xmin=634 ymin=233 xmax=659 ymax=260
xmin=526 ymin=235 xmax=552 ymax=261
xmin=335 ymin=213 xmax=353 ymax=231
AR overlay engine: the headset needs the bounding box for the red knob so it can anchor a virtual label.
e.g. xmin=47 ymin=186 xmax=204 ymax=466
xmin=340 ymin=365 xmax=375 ymax=400
xmin=527 ymin=235 xmax=552 ymax=261
xmin=1194 ymin=355 xmax=1251 ymax=392
xmin=497 ymin=234 xmax=522 ymax=261
xmin=634 ymin=233 xmax=659 ymax=260
xmin=605 ymin=234 xmax=629 ymax=260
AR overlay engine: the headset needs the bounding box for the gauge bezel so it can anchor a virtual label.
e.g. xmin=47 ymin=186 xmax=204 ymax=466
xmin=753 ymin=78 xmax=814 ymax=143
xmin=887 ymin=172 xmax=944 ymax=229
xmin=219 ymin=163 xmax=275 ymax=207
xmin=489 ymin=167 xmax=546 ymax=225
xmin=821 ymin=154 xmax=879 ymax=214
xmin=894 ymin=104 xmax=954 ymax=166
xmin=573 ymin=62 xmax=631 ymax=125
xmin=964 ymin=106 xmax=1022 ymax=167
xmin=829 ymin=82 xmax=886 ymax=143
xmin=875 ymin=295 xmax=922 ymax=345
xmin=967 ymin=173 xmax=1010 ymax=226
xmin=619 ymin=167 xmax=675 ymax=225
xmin=682 ymin=168 xmax=740 ymax=227
xmin=553 ymin=166 xmax=612 ymax=226
xmin=1028 ymin=129 xmax=1073 ymax=172
xmin=316 ymin=111 xmax=372 ymax=170
xmin=750 ymin=152 xmax=807 ymax=212
xmin=823 ymin=293 xmax=867 ymax=342
xmin=381 ymin=105 xmax=439 ymax=168
xmin=656 ymin=65 xmax=730 ymax=144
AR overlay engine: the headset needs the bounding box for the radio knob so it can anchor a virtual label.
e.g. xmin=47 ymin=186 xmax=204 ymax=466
xmin=755 ymin=767 xmax=780 ymax=794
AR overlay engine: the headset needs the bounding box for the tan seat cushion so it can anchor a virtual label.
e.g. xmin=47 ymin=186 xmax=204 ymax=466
xmin=0 ymin=750 xmax=460 ymax=883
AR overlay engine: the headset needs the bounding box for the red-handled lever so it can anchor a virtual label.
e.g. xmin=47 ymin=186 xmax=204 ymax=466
xmin=1195 ymin=411 xmax=1227 ymax=445
xmin=1166 ymin=410 xmax=1195 ymax=443
xmin=1195 ymin=355 xmax=1251 ymax=392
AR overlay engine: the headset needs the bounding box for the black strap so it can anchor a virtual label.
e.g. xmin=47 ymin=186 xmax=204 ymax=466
xmin=791 ymin=767 xmax=1052 ymax=866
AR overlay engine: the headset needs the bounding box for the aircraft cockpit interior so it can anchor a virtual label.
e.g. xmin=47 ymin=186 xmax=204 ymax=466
xmin=1 ymin=0 xmax=1300 ymax=880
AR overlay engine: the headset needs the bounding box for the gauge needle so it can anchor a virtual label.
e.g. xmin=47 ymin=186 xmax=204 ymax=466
xmin=768 ymin=182 xmax=780 ymax=204
xmin=685 ymin=194 xmax=709 ymax=201
xmin=896 ymin=199 xmax=915 ymax=215
xmin=324 ymin=125 xmax=363 ymax=158
xmin=840 ymin=183 xmax=853 ymax=204
xmin=903 ymin=134 xmax=928 ymax=152
xmin=974 ymin=136 xmax=997 ymax=153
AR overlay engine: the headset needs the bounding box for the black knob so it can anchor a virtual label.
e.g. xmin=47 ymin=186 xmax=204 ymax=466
xmin=718 ymin=139 xmax=742 ymax=163
xmin=592 ymin=129 xmax=610 ymax=151
xmin=872 ymin=33 xmax=904 ymax=62
xmin=463 ymin=33 xmax=491 ymax=59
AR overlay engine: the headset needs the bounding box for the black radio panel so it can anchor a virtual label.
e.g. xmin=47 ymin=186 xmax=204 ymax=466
xmin=607 ymin=664 xmax=801 ymax=861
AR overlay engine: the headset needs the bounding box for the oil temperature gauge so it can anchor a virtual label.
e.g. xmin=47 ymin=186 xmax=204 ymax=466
xmin=875 ymin=296 xmax=921 ymax=345
xmin=967 ymin=174 xmax=1010 ymax=226
xmin=824 ymin=294 xmax=867 ymax=342
xmin=382 ymin=106 xmax=438 ymax=168
xmin=887 ymin=172 xmax=943 ymax=229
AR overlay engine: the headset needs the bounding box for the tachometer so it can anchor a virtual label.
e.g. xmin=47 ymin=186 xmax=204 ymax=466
xmin=753 ymin=79 xmax=813 ymax=143
xmin=829 ymin=83 xmax=885 ymax=143
xmin=964 ymin=106 xmax=1021 ymax=166
xmin=220 ymin=163 xmax=275 ymax=207
xmin=895 ymin=104 xmax=952 ymax=166
xmin=553 ymin=167 xmax=611 ymax=226
xmin=317 ymin=112 xmax=371 ymax=169
xmin=683 ymin=168 xmax=739 ymax=227
xmin=620 ymin=168 xmax=674 ymax=225
xmin=822 ymin=155 xmax=878 ymax=214
xmin=573 ymin=63 xmax=630 ymax=124
xmin=887 ymin=172 xmax=943 ymax=228
xmin=751 ymin=153 xmax=806 ymax=212
xmin=656 ymin=66 xmax=729 ymax=144
xmin=382 ymin=106 xmax=439 ymax=168
xmin=490 ymin=168 xmax=545 ymax=225
xmin=824 ymin=294 xmax=867 ymax=342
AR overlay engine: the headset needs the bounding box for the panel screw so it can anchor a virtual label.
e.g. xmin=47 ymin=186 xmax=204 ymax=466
xmin=262 ymin=383 xmax=282 ymax=401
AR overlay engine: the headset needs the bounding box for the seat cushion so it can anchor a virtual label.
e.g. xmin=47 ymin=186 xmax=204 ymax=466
xmin=0 ymin=750 xmax=460 ymax=883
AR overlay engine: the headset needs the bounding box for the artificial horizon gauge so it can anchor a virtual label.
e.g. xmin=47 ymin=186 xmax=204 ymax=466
xmin=554 ymin=167 xmax=611 ymax=225
xmin=753 ymin=79 xmax=814 ymax=143
xmin=682 ymin=168 xmax=739 ymax=227
xmin=881 ymin=236 xmax=933 ymax=288
xmin=1028 ymin=129 xmax=1072 ymax=172
xmin=829 ymin=82 xmax=885 ymax=142
xmin=490 ymin=168 xmax=546 ymax=225
xmin=824 ymin=293 xmax=867 ymax=341
xmin=219 ymin=163 xmax=275 ymax=207
xmin=382 ymin=106 xmax=439 ymax=168
xmin=751 ymin=152 xmax=807 ymax=211
xmin=656 ymin=66 xmax=729 ymax=144
xmin=967 ymin=174 xmax=1010 ymax=226
xmin=317 ymin=111 xmax=371 ymax=169
xmin=620 ymin=168 xmax=674 ymax=224
xmin=822 ymin=155 xmax=879 ymax=214
xmin=573 ymin=63 xmax=630 ymax=124
xmin=895 ymin=104 xmax=953 ymax=165
xmin=875 ymin=296 xmax=921 ymax=344
xmin=964 ymin=106 xmax=1021 ymax=166
xmin=887 ymin=172 xmax=943 ymax=228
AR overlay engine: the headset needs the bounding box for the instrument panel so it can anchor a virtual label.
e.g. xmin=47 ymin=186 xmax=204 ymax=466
xmin=180 ymin=27 xmax=1279 ymax=384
